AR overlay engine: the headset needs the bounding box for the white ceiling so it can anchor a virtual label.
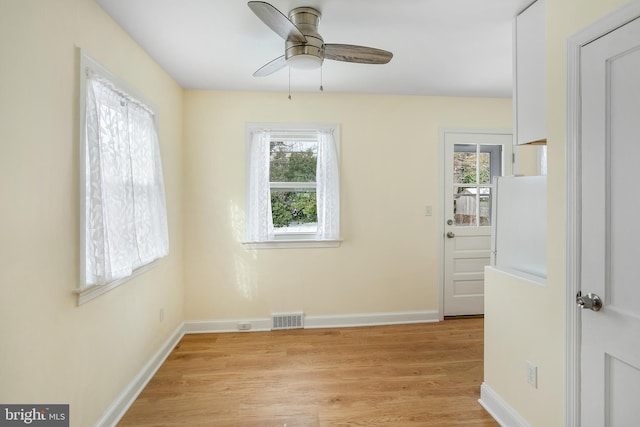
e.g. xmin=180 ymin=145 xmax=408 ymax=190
xmin=95 ymin=0 xmax=531 ymax=97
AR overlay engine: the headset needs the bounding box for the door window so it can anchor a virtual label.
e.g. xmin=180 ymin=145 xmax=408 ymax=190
xmin=452 ymin=144 xmax=502 ymax=226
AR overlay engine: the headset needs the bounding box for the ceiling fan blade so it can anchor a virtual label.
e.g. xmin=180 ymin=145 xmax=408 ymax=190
xmin=324 ymin=44 xmax=393 ymax=64
xmin=247 ymin=2 xmax=307 ymax=43
xmin=253 ymin=55 xmax=288 ymax=77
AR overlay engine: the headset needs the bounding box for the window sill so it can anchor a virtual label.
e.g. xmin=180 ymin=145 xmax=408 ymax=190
xmin=74 ymin=260 xmax=160 ymax=305
xmin=243 ymin=239 xmax=342 ymax=249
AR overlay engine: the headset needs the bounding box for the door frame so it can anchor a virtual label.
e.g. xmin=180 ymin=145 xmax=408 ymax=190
xmin=566 ymin=4 xmax=640 ymax=426
xmin=438 ymin=128 xmax=513 ymax=320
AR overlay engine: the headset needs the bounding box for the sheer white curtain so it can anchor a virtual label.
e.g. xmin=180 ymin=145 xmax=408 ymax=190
xmin=246 ymin=130 xmax=274 ymax=242
xmin=316 ymin=130 xmax=340 ymax=240
xmin=84 ymin=75 xmax=169 ymax=287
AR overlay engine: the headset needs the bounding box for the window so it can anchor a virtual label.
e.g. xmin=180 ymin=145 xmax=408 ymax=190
xmin=245 ymin=124 xmax=340 ymax=248
xmin=453 ymin=144 xmax=502 ymax=226
xmin=270 ymin=138 xmax=318 ymax=234
xmin=77 ymin=51 xmax=169 ymax=304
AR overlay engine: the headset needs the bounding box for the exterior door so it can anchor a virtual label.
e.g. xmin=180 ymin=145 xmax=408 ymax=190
xmin=442 ymin=131 xmax=512 ymax=316
xmin=580 ymin=16 xmax=640 ymax=426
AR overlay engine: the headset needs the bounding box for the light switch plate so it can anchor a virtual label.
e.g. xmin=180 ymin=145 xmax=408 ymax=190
xmin=526 ymin=361 xmax=538 ymax=388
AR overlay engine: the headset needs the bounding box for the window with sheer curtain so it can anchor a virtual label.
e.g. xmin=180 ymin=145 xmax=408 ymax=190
xmin=78 ymin=52 xmax=169 ymax=303
xmin=244 ymin=124 xmax=341 ymax=248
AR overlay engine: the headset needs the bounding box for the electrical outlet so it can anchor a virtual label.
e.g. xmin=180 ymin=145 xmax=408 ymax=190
xmin=237 ymin=322 xmax=252 ymax=331
xmin=526 ymin=361 xmax=538 ymax=388
xmin=159 ymin=308 xmax=165 ymax=322
xmin=424 ymin=205 xmax=433 ymax=216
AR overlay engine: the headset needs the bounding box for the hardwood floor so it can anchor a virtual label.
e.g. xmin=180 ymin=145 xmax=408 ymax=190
xmin=118 ymin=318 xmax=497 ymax=426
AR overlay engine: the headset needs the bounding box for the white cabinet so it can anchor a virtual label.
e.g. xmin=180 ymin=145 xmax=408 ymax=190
xmin=514 ymin=0 xmax=546 ymax=145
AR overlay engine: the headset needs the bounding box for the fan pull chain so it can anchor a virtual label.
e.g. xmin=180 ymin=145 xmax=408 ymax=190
xmin=288 ymin=67 xmax=292 ymax=100
xmin=320 ymin=66 xmax=324 ymax=92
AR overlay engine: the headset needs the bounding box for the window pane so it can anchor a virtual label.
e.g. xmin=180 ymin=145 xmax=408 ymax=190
xmin=480 ymin=144 xmax=503 ymax=184
xmin=271 ymin=190 xmax=318 ymax=231
xmin=453 ymin=193 xmax=477 ymax=226
xmin=479 ymin=152 xmax=491 ymax=184
xmin=270 ymin=140 xmax=317 ymax=182
xmin=454 ymin=144 xmax=477 ymax=184
xmin=479 ymin=188 xmax=492 ymax=226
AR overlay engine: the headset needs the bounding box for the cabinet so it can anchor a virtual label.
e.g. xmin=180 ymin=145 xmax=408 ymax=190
xmin=514 ymin=0 xmax=546 ymax=145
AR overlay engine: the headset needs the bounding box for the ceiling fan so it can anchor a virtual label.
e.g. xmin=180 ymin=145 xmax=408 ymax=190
xmin=248 ymin=1 xmax=393 ymax=77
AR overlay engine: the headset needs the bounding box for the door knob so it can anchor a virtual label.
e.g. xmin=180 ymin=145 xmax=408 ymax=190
xmin=576 ymin=291 xmax=602 ymax=312
xmin=446 ymin=231 xmax=455 ymax=238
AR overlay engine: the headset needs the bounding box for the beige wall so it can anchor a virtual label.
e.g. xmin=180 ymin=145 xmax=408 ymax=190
xmin=514 ymin=144 xmax=544 ymax=176
xmin=183 ymin=91 xmax=512 ymax=320
xmin=484 ymin=267 xmax=564 ymax=425
xmin=0 ymin=0 xmax=184 ymax=425
xmin=483 ymin=0 xmax=628 ymax=425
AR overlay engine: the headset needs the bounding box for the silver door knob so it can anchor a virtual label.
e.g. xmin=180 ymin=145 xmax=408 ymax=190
xmin=576 ymin=291 xmax=602 ymax=312
xmin=446 ymin=231 xmax=455 ymax=238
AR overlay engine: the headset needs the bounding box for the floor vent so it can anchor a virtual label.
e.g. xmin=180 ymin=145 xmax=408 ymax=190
xmin=271 ymin=312 xmax=304 ymax=330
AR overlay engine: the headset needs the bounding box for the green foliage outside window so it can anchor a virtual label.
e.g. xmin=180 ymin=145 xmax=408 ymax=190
xmin=270 ymin=141 xmax=318 ymax=228
xmin=271 ymin=191 xmax=317 ymax=228
xmin=454 ymin=152 xmax=490 ymax=193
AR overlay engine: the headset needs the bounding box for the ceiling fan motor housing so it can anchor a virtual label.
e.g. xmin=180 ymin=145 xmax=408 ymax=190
xmin=286 ymin=7 xmax=324 ymax=68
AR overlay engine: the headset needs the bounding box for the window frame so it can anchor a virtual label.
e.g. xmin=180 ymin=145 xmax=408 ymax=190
xmin=452 ymin=143 xmax=502 ymax=227
xmin=269 ymin=132 xmax=319 ymax=240
xmin=76 ymin=50 xmax=166 ymax=304
xmin=243 ymin=123 xmax=341 ymax=249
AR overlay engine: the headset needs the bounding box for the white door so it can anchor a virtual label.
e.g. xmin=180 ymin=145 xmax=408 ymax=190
xmin=580 ymin=16 xmax=640 ymax=426
xmin=442 ymin=131 xmax=512 ymax=316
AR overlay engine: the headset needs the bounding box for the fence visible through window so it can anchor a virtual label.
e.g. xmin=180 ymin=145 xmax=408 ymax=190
xmin=452 ymin=144 xmax=502 ymax=226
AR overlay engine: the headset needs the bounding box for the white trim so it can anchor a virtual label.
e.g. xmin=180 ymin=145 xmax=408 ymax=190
xmin=305 ymin=310 xmax=439 ymax=329
xmin=438 ymin=128 xmax=446 ymax=321
xmin=478 ymin=383 xmax=531 ymax=427
xmin=243 ymin=239 xmax=342 ymax=249
xmin=566 ymin=27 xmax=582 ymax=427
xmin=183 ymin=311 xmax=439 ymax=334
xmin=270 ymin=181 xmax=317 ymax=190
xmin=95 ymin=323 xmax=185 ymax=427
xmin=74 ymin=260 xmax=160 ymax=305
xmin=565 ymin=4 xmax=640 ymax=427
xmin=485 ymin=266 xmax=546 ymax=287
xmin=184 ymin=318 xmax=273 ymax=333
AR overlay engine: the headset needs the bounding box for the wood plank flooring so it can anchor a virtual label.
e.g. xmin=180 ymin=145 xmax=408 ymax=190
xmin=118 ymin=318 xmax=497 ymax=426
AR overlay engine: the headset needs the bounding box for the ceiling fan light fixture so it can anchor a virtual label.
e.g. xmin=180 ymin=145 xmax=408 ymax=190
xmin=287 ymin=53 xmax=323 ymax=69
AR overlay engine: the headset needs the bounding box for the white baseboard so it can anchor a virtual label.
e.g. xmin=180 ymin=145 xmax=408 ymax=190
xmin=478 ymin=383 xmax=531 ymax=427
xmin=305 ymin=310 xmax=439 ymax=329
xmin=95 ymin=323 xmax=185 ymax=427
xmin=183 ymin=310 xmax=439 ymax=333
xmin=184 ymin=317 xmax=272 ymax=333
